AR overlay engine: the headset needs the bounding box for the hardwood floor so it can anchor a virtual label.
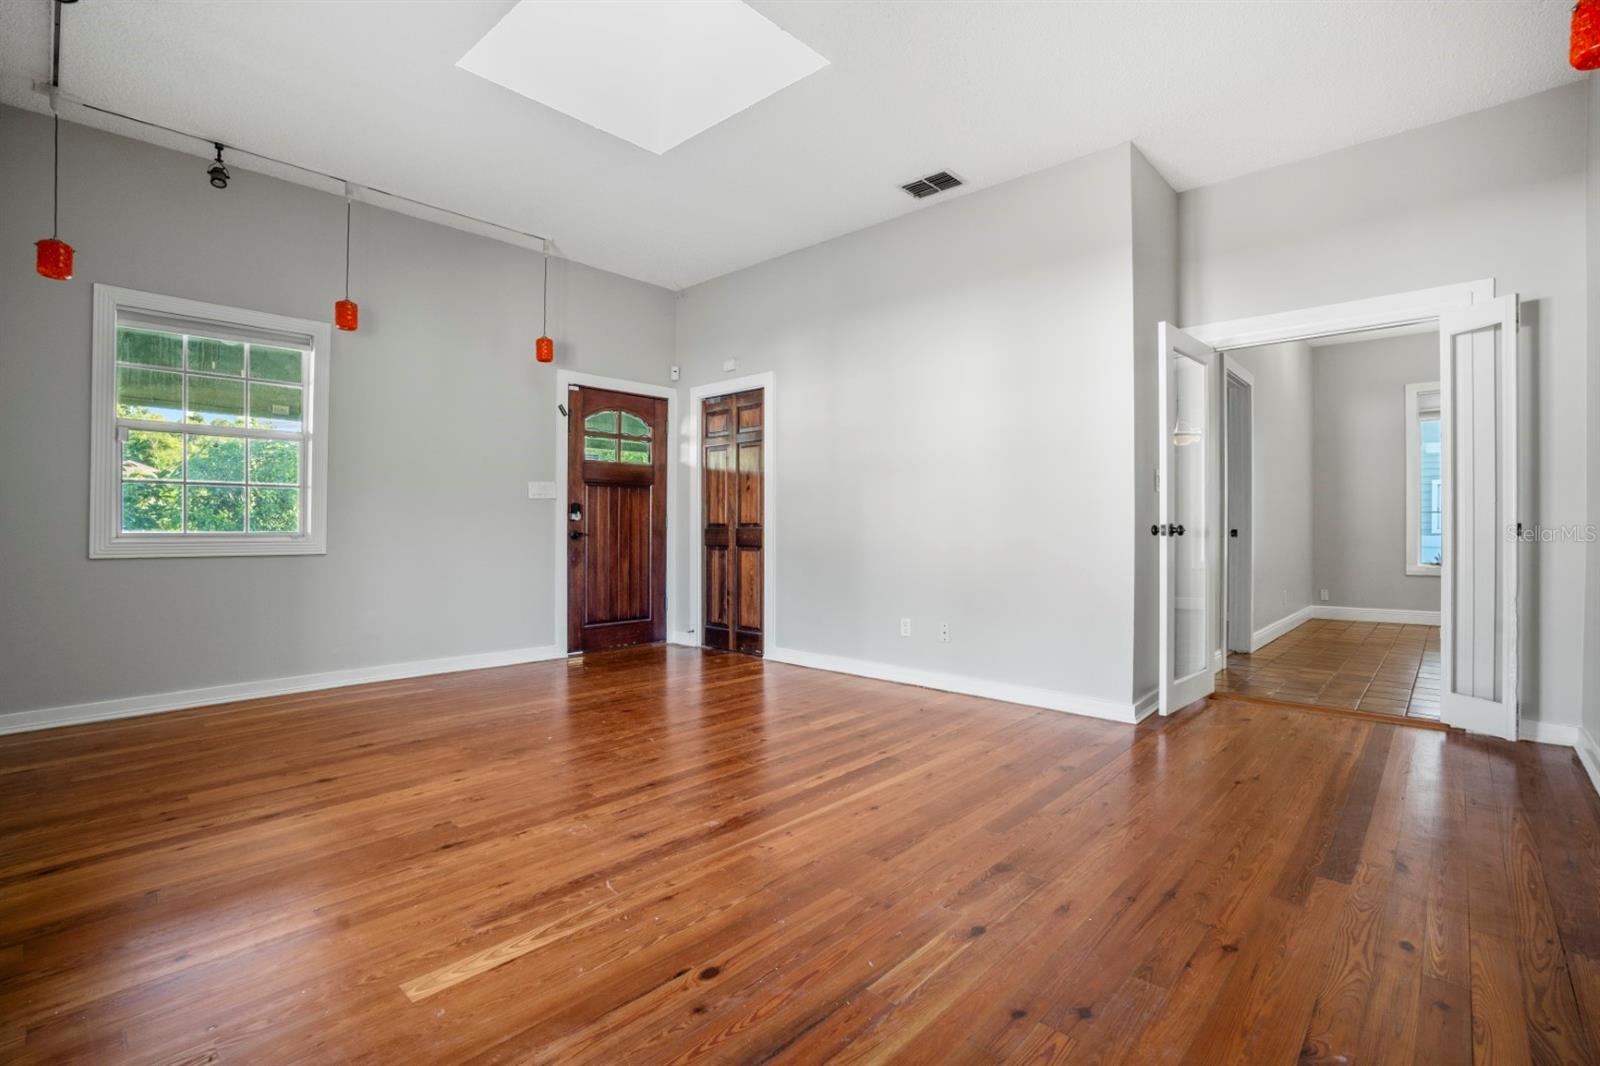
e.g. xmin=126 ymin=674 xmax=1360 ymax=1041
xmin=1217 ymin=619 xmax=1443 ymax=720
xmin=3 ymin=646 xmax=1598 ymax=1065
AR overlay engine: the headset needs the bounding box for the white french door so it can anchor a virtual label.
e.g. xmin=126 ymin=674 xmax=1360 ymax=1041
xmin=1438 ymin=296 xmax=1520 ymax=740
xmin=1158 ymin=323 xmax=1220 ymax=715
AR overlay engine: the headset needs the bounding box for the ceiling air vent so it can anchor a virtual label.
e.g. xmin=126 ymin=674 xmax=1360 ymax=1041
xmin=900 ymin=170 xmax=963 ymax=199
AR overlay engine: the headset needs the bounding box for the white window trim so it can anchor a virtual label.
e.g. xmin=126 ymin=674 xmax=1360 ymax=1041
xmin=90 ymin=284 xmax=332 ymax=558
xmin=1404 ymin=380 xmax=1441 ymax=577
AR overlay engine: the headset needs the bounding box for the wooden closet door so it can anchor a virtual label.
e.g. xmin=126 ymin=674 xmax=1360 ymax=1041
xmin=702 ymin=389 xmax=764 ymax=655
xmin=567 ymin=386 xmax=667 ymax=653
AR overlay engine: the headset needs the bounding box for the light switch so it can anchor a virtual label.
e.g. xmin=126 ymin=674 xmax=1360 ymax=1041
xmin=528 ymin=481 xmax=557 ymax=500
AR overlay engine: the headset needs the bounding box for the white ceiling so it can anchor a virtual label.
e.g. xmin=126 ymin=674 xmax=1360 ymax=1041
xmin=0 ymin=1 xmax=1581 ymax=291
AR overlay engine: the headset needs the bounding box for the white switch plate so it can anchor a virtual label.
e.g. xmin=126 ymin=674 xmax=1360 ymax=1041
xmin=528 ymin=481 xmax=558 ymax=499
xmin=723 ymin=358 xmax=738 ymax=372
xmin=670 ymin=365 xmax=681 ymax=381
xmin=899 ymin=618 xmax=911 ymax=637
xmin=939 ymin=623 xmax=950 ymax=643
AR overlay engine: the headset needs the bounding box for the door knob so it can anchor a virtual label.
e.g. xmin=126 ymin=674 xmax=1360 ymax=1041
xmin=1172 ymin=524 xmax=1186 ymax=536
xmin=569 ymin=530 xmax=585 ymax=541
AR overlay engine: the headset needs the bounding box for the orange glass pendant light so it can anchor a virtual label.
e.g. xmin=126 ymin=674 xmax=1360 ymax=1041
xmin=335 ymin=196 xmax=359 ymax=331
xmin=536 ymin=239 xmax=554 ymax=363
xmin=35 ymin=115 xmax=74 ymax=281
xmin=1575 ymin=0 xmax=1600 ymax=70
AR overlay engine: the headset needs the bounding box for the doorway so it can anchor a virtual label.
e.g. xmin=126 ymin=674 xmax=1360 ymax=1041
xmin=700 ymin=388 xmax=765 ymax=655
xmin=1157 ymin=282 xmax=1523 ymax=740
xmin=566 ymin=384 xmax=668 ymax=653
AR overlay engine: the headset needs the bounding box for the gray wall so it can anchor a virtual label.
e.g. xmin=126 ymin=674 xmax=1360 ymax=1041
xmin=672 ymin=145 xmax=1144 ymax=710
xmin=1310 ymin=332 xmax=1442 ymax=613
xmin=1588 ymin=72 xmax=1600 ymax=750
xmin=1227 ymin=342 xmax=1314 ymax=633
xmin=1179 ymin=83 xmax=1588 ymax=730
xmin=0 ymin=105 xmax=675 ymax=718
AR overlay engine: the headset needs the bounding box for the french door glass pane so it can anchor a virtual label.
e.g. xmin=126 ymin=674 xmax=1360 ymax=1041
xmin=247 ymin=439 xmax=300 ymax=485
xmin=585 ymin=435 xmax=619 ymax=461
xmin=122 ymin=430 xmax=183 ymax=480
xmin=122 ymin=482 xmax=181 ymax=531
xmin=188 ymin=376 xmax=246 ymax=426
xmin=248 ymin=382 xmax=303 ymax=431
xmin=584 ymin=410 xmax=619 ymax=433
xmin=117 ymin=327 xmax=182 ymax=369
xmin=187 ymin=436 xmax=245 ymax=482
xmin=249 ymin=345 xmax=302 ymax=383
xmin=187 ymin=485 xmax=246 ymax=532
xmin=620 ymin=412 xmax=651 ymax=437
xmin=117 ymin=366 xmax=183 ymax=421
xmin=1171 ymin=352 xmax=1208 ymax=681
xmin=620 ymin=438 xmax=651 ymax=464
xmin=188 ymin=337 xmax=244 ymax=376
xmin=249 ymin=487 xmax=300 ymax=532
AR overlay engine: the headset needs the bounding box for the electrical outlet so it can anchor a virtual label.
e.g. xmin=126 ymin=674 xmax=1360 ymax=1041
xmin=899 ymin=618 xmax=911 ymax=637
xmin=939 ymin=622 xmax=950 ymax=643
xmin=1320 ymin=589 xmax=1330 ymax=603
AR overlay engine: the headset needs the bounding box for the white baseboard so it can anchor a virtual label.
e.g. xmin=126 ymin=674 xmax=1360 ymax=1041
xmin=0 ymin=645 xmax=565 ymax=736
xmin=1519 ymin=720 xmax=1580 ymax=746
xmin=765 ymin=646 xmax=1142 ymax=724
xmin=1577 ymin=726 xmax=1600 ymax=798
xmin=1248 ymin=605 xmax=1441 ymax=651
xmin=1314 ymin=605 xmax=1442 ymax=626
xmin=668 ymin=631 xmax=699 ymax=647
xmin=1251 ymin=606 xmax=1315 ymax=651
xmin=1132 ymin=688 xmax=1159 ymax=723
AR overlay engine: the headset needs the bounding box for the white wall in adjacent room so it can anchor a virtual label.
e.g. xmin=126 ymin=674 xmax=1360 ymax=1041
xmin=1310 ymin=332 xmax=1442 ymax=615
xmin=1226 ymin=342 xmax=1315 ymax=635
xmin=1179 ymin=83 xmax=1588 ymax=730
xmin=0 ymin=105 xmax=675 ymax=722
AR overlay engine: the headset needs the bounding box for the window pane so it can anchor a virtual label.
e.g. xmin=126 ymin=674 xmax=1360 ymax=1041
xmin=248 ymin=487 xmax=300 ymax=532
xmin=187 ymin=375 xmax=246 ymax=426
xmin=122 ymin=430 xmax=183 ymax=480
xmin=619 ymin=438 xmax=651 ymax=465
xmin=620 ymin=412 xmax=651 ymax=438
xmin=584 ymin=410 xmax=619 ymax=433
xmin=187 ymin=485 xmax=245 ymax=532
xmin=584 ymin=435 xmax=619 ymax=462
xmin=248 ymin=439 xmax=300 ymax=485
xmin=248 ymin=382 xmax=303 ymax=431
xmin=117 ymin=366 xmax=184 ymax=422
xmin=188 ymin=337 xmax=244 ymax=376
xmin=122 ymin=482 xmax=181 ymax=531
xmin=187 ymin=435 xmax=245 ymax=483
xmin=117 ymin=327 xmax=182 ymax=369
xmin=250 ymin=345 xmax=302 ymax=383
xmin=1418 ymin=416 xmax=1442 ymax=566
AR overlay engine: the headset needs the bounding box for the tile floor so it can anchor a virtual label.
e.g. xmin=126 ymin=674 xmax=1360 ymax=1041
xmin=1215 ymin=618 xmax=1441 ymax=719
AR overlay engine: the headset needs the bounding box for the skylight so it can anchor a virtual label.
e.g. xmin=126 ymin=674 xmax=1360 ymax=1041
xmin=457 ymin=0 xmax=829 ymax=155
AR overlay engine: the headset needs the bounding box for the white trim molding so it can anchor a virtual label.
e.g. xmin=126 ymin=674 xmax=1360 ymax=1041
xmin=1313 ymin=605 xmax=1442 ymax=626
xmin=90 ymin=284 xmax=334 ymax=558
xmin=0 ymin=645 xmax=564 ymax=736
xmin=766 ymin=646 xmax=1144 ymax=724
xmin=553 ymin=370 xmax=678 ymax=655
xmin=1184 ymin=280 xmax=1494 ymax=350
xmin=683 ymin=372 xmax=778 ymax=649
xmin=1251 ymin=605 xmax=1316 ymax=651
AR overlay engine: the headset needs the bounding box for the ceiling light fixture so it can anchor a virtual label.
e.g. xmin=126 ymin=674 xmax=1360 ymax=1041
xmin=1573 ymin=0 xmax=1600 ymax=69
xmin=34 ymin=1 xmax=75 ymax=281
xmin=335 ymin=192 xmax=359 ymax=331
xmin=536 ymin=239 xmax=554 ymax=363
xmin=207 ymin=143 xmax=231 ymax=189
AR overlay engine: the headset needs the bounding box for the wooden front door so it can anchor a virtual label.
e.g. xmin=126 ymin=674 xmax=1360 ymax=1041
xmin=701 ymin=389 xmax=764 ymax=655
xmin=567 ymin=386 xmax=667 ymax=653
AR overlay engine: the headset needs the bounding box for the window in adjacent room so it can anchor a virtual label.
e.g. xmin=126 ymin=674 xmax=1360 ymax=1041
xmin=90 ymin=285 xmax=332 ymax=557
xmin=1404 ymin=381 xmax=1442 ymax=576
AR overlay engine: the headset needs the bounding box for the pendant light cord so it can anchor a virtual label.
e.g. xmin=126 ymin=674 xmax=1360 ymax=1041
xmin=344 ymin=198 xmax=352 ymax=299
xmin=49 ymin=0 xmax=64 ymax=239
xmin=542 ymin=239 xmax=549 ymax=332
xmin=52 ymin=114 xmax=60 ymax=238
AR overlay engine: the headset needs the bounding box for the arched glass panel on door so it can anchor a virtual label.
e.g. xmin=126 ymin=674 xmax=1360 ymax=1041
xmin=582 ymin=409 xmax=652 ymax=464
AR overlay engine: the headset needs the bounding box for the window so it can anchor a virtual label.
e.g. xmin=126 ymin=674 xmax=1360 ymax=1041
xmin=582 ymin=408 xmax=652 ymax=465
xmin=90 ymin=285 xmax=331 ymax=557
xmin=1404 ymin=381 xmax=1441 ymax=576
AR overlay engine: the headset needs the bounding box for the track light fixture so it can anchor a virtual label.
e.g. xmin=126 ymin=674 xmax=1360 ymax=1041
xmin=207 ymin=143 xmax=230 ymax=189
